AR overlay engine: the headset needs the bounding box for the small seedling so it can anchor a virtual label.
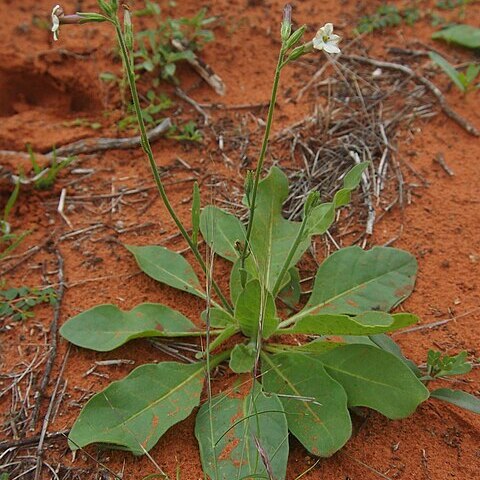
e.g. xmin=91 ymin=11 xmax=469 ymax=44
xmin=0 ymin=285 xmax=57 ymax=321
xmin=0 ymin=180 xmax=29 ymax=261
xmin=63 ymin=118 xmax=102 ymax=130
xmin=118 ymin=90 xmax=173 ymax=131
xmin=27 ymin=145 xmax=73 ymax=190
xmin=429 ymin=51 xmax=480 ymax=93
xmin=356 ymin=5 xmax=403 ymax=34
xmin=167 ymin=120 xmax=203 ymax=142
xmin=426 ymin=350 xmax=472 ymax=379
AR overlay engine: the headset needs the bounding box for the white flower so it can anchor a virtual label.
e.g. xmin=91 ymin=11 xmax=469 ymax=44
xmin=51 ymin=5 xmax=62 ymax=41
xmin=313 ymin=23 xmax=341 ymax=54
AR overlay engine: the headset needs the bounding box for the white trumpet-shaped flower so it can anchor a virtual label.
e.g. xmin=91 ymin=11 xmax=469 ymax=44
xmin=313 ymin=23 xmax=341 ymax=54
xmin=51 ymin=5 xmax=62 ymax=41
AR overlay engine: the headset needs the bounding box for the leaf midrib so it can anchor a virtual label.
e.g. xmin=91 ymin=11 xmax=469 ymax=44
xmin=262 ymin=354 xmax=335 ymax=443
xmin=101 ymin=363 xmax=204 ymax=431
xmin=133 ymin=247 xmax=205 ymax=297
xmin=297 ymin=256 xmax=413 ymax=320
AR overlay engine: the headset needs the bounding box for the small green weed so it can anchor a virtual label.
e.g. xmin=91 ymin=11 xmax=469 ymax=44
xmin=167 ymin=120 xmax=203 ymax=142
xmin=134 ymin=8 xmax=215 ymax=83
xmin=118 ymin=90 xmax=173 ymax=131
xmin=356 ymin=5 xmax=404 ymax=33
xmin=0 ymin=180 xmax=29 ymax=261
xmin=0 ymin=285 xmax=57 ymax=321
xmin=429 ymin=52 xmax=480 ymax=93
xmin=63 ymin=118 xmax=103 ymax=130
xmin=27 ymin=145 xmax=73 ymax=190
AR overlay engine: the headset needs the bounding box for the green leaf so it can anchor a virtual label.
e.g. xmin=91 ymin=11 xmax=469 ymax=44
xmin=200 ymin=206 xmax=246 ymax=262
xmin=60 ymin=303 xmax=200 ymax=351
xmin=432 ymin=24 xmax=480 ymax=50
xmin=229 ymin=343 xmax=256 ymax=373
xmin=229 ymin=258 xmax=249 ymax=306
xmin=278 ymin=267 xmax=301 ymax=308
xmin=319 ymin=344 xmax=429 ymax=419
xmin=342 ymin=162 xmax=368 ymax=189
xmin=284 ymin=312 xmax=417 ymax=336
xmin=429 ymin=52 xmax=465 ymax=92
xmin=69 ymin=361 xmax=205 ymax=454
xmin=306 ymin=203 xmax=335 ymax=235
xmin=235 ymin=279 xmax=278 ymax=339
xmin=269 ymin=338 xmax=344 ymax=355
xmin=306 ymin=162 xmax=368 ymax=233
xmin=201 ymin=307 xmax=236 ymax=327
xmin=195 ymin=384 xmax=289 ymax=480
xmin=368 ymin=334 xmax=421 ymax=375
xmin=247 ymin=167 xmax=309 ymax=292
xmin=126 ymin=245 xmax=204 ymax=298
xmin=262 ymin=352 xmax=351 ymax=457
xmin=300 ymin=246 xmax=417 ymax=317
xmin=430 ymin=388 xmax=480 ymax=414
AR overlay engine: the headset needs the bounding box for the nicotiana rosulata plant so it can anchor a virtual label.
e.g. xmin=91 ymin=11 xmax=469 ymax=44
xmin=52 ymin=2 xmax=480 ymax=478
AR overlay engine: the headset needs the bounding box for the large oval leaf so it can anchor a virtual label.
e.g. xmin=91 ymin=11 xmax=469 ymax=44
xmin=69 ymin=361 xmax=205 ymax=454
xmin=195 ymin=384 xmax=289 ymax=480
xmin=319 ymin=344 xmax=429 ymax=419
xmin=283 ymin=312 xmax=417 ymax=336
xmin=301 ymin=246 xmax=417 ymax=317
xmin=126 ymin=245 xmax=205 ymax=298
xmin=262 ymin=352 xmax=351 ymax=457
xmin=200 ymin=205 xmax=246 ymax=262
xmin=60 ymin=303 xmax=200 ymax=351
xmin=247 ymin=167 xmax=309 ymax=292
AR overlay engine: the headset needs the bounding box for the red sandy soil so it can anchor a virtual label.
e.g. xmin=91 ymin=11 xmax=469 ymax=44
xmin=1 ymin=0 xmax=479 ymax=479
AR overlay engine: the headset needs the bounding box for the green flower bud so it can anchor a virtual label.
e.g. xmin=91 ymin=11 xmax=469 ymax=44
xmin=124 ymin=8 xmax=134 ymax=51
xmin=76 ymin=12 xmax=109 ymax=24
xmin=303 ymin=190 xmax=320 ymax=217
xmin=285 ymin=25 xmax=306 ymax=50
xmin=286 ymin=44 xmax=305 ymax=63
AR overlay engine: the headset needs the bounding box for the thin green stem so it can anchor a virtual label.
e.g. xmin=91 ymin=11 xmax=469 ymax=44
xmin=240 ymin=47 xmax=286 ymax=284
xmin=113 ymin=21 xmax=232 ymax=314
xmin=271 ymin=217 xmax=307 ymax=297
xmin=196 ymin=325 xmax=239 ymax=359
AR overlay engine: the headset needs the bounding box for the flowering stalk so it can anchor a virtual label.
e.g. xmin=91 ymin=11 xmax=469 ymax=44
xmin=51 ymin=3 xmax=233 ymax=313
xmin=239 ymin=7 xmax=341 ymax=288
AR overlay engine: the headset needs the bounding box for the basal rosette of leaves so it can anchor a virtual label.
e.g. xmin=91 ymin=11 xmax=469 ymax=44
xmin=52 ymin=2 xmax=479 ymax=478
xmin=61 ymin=164 xmax=445 ymax=478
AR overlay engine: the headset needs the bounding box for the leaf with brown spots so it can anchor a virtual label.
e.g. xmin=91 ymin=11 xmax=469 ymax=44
xmin=262 ymin=352 xmax=351 ymax=457
xmin=60 ymin=303 xmax=202 ymax=351
xmin=298 ymin=246 xmax=417 ymax=319
xmin=195 ymin=383 xmax=289 ymax=480
xmin=69 ymin=361 xmax=205 ymax=454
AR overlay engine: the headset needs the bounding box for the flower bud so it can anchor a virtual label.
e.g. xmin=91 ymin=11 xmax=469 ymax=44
xmin=123 ymin=7 xmax=134 ymax=51
xmin=77 ymin=12 xmax=109 ymax=24
xmin=303 ymin=190 xmax=320 ymax=217
xmin=281 ymin=4 xmax=292 ymax=42
xmin=286 ymin=44 xmax=305 ymax=63
xmin=285 ymin=25 xmax=306 ymax=50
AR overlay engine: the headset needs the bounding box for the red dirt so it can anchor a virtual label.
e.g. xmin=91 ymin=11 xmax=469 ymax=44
xmin=1 ymin=0 xmax=479 ymax=479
